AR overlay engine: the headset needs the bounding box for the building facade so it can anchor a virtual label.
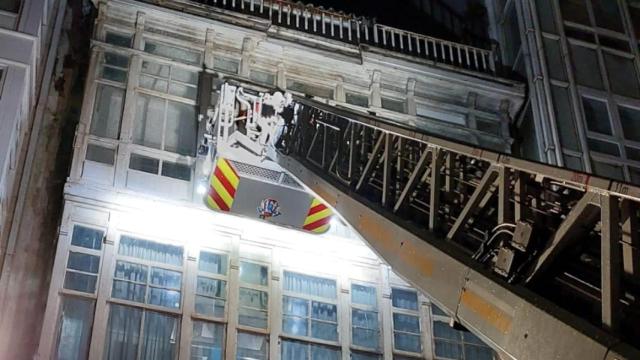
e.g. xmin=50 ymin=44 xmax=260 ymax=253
xmin=34 ymin=0 xmax=525 ymax=358
xmin=0 ymin=0 xmax=64 ymax=260
xmin=488 ymin=0 xmax=640 ymax=183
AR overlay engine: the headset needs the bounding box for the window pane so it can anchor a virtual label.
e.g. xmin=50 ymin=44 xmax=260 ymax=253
xmin=393 ymin=332 xmax=421 ymax=353
xmin=620 ymin=106 xmax=640 ymax=142
xmin=161 ymin=161 xmax=192 ymax=181
xmin=287 ymin=79 xmax=334 ymax=99
xmin=352 ymin=309 xmax=378 ymax=330
xmin=391 ymin=288 xmax=418 ymax=310
xmin=434 ymin=340 xmax=462 ymax=359
xmin=353 ymin=328 xmax=379 ymax=349
xmin=56 ymin=297 xmax=95 ymax=360
xmin=250 ymin=70 xmax=275 ymax=85
xmin=588 ymin=138 xmax=620 ymax=156
xmin=431 ymin=304 xmax=448 ymax=316
xmin=142 ymin=61 xmax=170 ymax=78
xmin=106 ymin=32 xmax=132 ymax=47
xmin=70 ymin=226 xmax=103 ymax=250
xmin=551 ymin=85 xmax=580 ymax=151
xmin=64 ymin=272 xmax=97 ymax=293
xmin=570 ymin=44 xmax=603 ymax=90
xmin=312 ymin=301 xmax=337 ymax=322
xmin=560 ymin=0 xmax=590 ymax=25
xmin=604 ymin=53 xmax=640 ymax=99
xmin=150 ymin=267 xmax=181 ymax=288
xmin=172 ymin=67 xmax=198 ymax=84
xmin=140 ymin=311 xmax=180 ymax=360
xmin=86 ymin=144 xmax=115 ymax=165
xmin=129 ymin=154 xmax=160 ymax=174
xmin=582 ymin=97 xmax=611 ymax=135
xmin=283 ymin=296 xmax=308 ymax=317
xmin=149 ymin=287 xmax=181 ymax=309
xmin=237 ymin=332 xmax=268 ymax=360
xmin=104 ymin=304 xmax=142 ymax=360
xmin=591 ymin=0 xmax=623 ymax=32
xmin=199 ymin=251 xmax=228 ymax=275
xmin=283 ymin=316 xmax=308 ymax=336
xmin=239 ymin=288 xmax=268 ymax=310
xmin=543 ymin=37 xmax=566 ymax=81
xmin=118 ymin=236 xmax=183 ymax=266
xmin=239 ymin=262 xmax=268 ymax=286
xmin=592 ymin=161 xmax=625 ymax=181
xmin=239 ymin=307 xmax=269 ymax=329
xmin=351 ymin=284 xmax=376 ymax=307
xmin=564 ymin=154 xmax=584 ymax=171
xmin=91 ymin=85 xmax=124 ymax=139
xmin=392 ymin=313 xmax=420 ymax=333
xmin=239 ymin=288 xmax=268 ymax=328
xmin=464 ymin=344 xmax=495 ymax=360
xmin=164 ymin=100 xmax=196 ymax=155
xmin=311 ymin=321 xmax=338 ymax=341
xmin=114 ymin=260 xmax=148 ymax=282
xmin=134 ymin=94 xmax=165 ymax=150
xmin=535 ymin=0 xmax=556 ymax=33
xmin=195 ymin=295 xmax=226 ymax=318
xmin=283 ymin=271 xmax=336 ymax=299
xmin=282 ymin=339 xmax=308 ymax=360
xmin=139 ymin=74 xmax=169 ymax=93
xmin=351 ymin=352 xmax=380 ymax=360
xmin=381 ymin=97 xmax=406 ymax=113
xmin=191 ymin=321 xmax=224 ymax=360
xmin=67 ymin=252 xmax=100 ymax=273
xmin=196 ymin=277 xmax=227 ymax=298
xmin=111 ymin=280 xmax=146 ymax=302
xmin=134 ymin=95 xmax=165 ymax=151
xmin=102 ymin=66 xmax=127 ymax=83
xmin=144 ymin=41 xmax=201 ymax=65
xmin=310 ymin=343 xmax=340 ymax=360
xmin=630 ymin=5 xmax=640 ymax=39
xmin=346 ymin=93 xmax=369 ymax=107
xmin=214 ymin=57 xmax=240 ymax=74
xmin=627 ymin=147 xmax=640 ymax=162
xmin=168 ymin=82 xmax=197 ymax=100
xmin=433 ymin=321 xmax=462 ymax=341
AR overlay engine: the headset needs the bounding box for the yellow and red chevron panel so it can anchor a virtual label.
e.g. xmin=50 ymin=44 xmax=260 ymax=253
xmin=207 ymin=158 xmax=239 ymax=212
xmin=303 ymin=198 xmax=333 ymax=233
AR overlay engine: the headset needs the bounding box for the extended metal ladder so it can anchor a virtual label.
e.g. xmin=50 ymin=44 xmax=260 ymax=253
xmin=274 ymin=95 xmax=640 ymax=360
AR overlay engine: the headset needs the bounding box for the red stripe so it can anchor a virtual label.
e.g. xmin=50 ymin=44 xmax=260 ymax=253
xmin=303 ymin=216 xmax=331 ymax=231
xmin=223 ymin=159 xmax=239 ymax=180
xmin=208 ymin=187 xmax=230 ymax=211
xmin=307 ymin=203 xmax=327 ymax=216
xmin=214 ymin=167 xmax=237 ymax=198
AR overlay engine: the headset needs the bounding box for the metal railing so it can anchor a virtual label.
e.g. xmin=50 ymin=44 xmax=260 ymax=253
xmin=197 ymin=0 xmax=496 ymax=74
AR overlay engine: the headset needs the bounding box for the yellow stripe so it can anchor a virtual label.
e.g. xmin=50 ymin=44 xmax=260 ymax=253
xmin=310 ymin=198 xmax=322 ymax=208
xmin=212 ymin=178 xmax=234 ymax=208
xmin=206 ymin=195 xmax=220 ymax=210
xmin=217 ymin=158 xmax=240 ymax=188
xmin=311 ymin=224 xmax=330 ymax=233
xmin=304 ymin=208 xmax=332 ymax=226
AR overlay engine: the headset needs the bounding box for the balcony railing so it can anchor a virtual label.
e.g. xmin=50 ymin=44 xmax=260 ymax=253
xmin=197 ymin=0 xmax=496 ymax=75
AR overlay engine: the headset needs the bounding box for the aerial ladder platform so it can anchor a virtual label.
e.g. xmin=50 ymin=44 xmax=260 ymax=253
xmin=201 ymin=80 xmax=640 ymax=360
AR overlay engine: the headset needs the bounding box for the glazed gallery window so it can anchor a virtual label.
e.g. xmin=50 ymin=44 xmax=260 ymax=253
xmin=139 ymin=61 xmax=198 ymax=101
xmin=104 ymin=304 xmax=180 ymax=360
xmin=432 ymin=321 xmax=494 ymax=360
xmin=282 ymin=271 xmax=338 ymax=342
xmin=133 ymin=94 xmax=197 ymax=156
xmin=91 ymin=85 xmax=124 ymax=140
xmin=238 ymin=261 xmax=269 ymax=329
xmin=194 ymin=251 xmax=229 ymax=319
xmin=143 ymin=40 xmax=202 ymax=66
xmin=191 ymin=320 xmax=225 ymax=360
xmin=351 ymin=283 xmax=380 ymax=351
xmin=391 ymin=288 xmax=422 ymax=354
xmin=111 ymin=236 xmax=184 ymax=309
xmin=55 ymin=296 xmax=95 ymax=359
xmin=63 ymin=225 xmax=104 ymax=294
xmin=237 ymin=331 xmax=269 ymax=360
